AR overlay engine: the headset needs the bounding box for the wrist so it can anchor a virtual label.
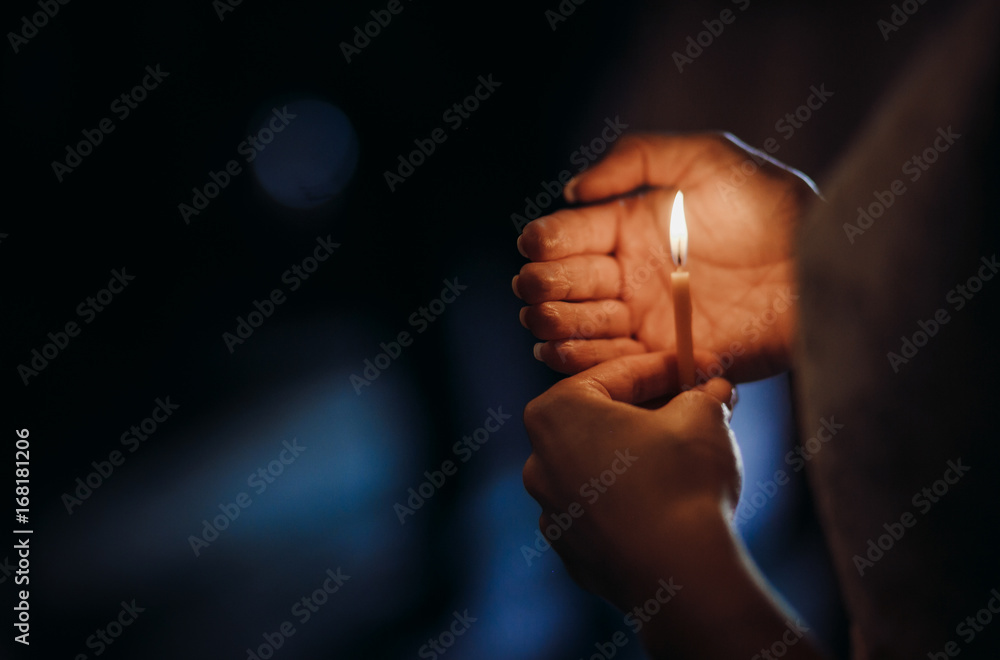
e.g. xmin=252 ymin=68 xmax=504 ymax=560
xmin=613 ymin=496 xmax=732 ymax=612
xmin=619 ymin=498 xmax=824 ymax=659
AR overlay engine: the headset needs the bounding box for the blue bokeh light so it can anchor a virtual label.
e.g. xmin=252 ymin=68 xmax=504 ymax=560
xmin=250 ymin=99 xmax=359 ymax=209
xmin=731 ymin=374 xmax=795 ymax=543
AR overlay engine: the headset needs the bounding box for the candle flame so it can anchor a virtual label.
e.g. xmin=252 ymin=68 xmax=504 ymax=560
xmin=669 ymin=190 xmax=688 ymax=267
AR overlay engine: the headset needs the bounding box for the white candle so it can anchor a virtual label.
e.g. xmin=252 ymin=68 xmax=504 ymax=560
xmin=669 ymin=191 xmax=695 ymax=389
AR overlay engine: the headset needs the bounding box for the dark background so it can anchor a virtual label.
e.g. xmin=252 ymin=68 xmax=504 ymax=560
xmin=2 ymin=1 xmax=960 ymax=658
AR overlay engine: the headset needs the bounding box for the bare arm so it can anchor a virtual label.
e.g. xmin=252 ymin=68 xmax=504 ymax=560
xmin=520 ymin=352 xmax=829 ymax=659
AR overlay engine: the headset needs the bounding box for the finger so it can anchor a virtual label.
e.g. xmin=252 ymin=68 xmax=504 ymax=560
xmin=522 ymin=300 xmax=630 ymax=341
xmin=657 ymin=384 xmax=735 ymax=430
xmin=632 ymin=349 xmax=727 ymax=409
xmin=516 ymin=255 xmax=621 ymax=304
xmin=521 ymin=300 xmax=632 ymax=341
xmin=696 ymin=377 xmax=738 ymax=408
xmin=656 ymin=382 xmax=740 ymax=487
xmin=640 ymin=349 xmax=739 ymax=411
xmin=534 ymin=338 xmax=647 ymax=375
xmin=564 ymin=133 xmax=735 ymax=203
xmin=545 ymin=350 xmax=683 ymax=404
xmin=694 ymin=378 xmax=738 ymax=418
xmin=517 ymin=203 xmax=623 ymax=261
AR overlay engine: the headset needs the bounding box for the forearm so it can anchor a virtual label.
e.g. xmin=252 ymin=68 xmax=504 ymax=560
xmin=623 ymin=499 xmax=829 ymax=660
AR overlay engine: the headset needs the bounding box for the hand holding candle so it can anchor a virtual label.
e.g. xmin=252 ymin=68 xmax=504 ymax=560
xmin=669 ymin=191 xmax=696 ymax=389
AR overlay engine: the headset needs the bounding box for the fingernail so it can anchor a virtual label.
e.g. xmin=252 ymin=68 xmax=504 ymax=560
xmin=511 ymin=275 xmax=521 ymax=299
xmin=533 ymin=343 xmax=544 ymax=361
xmin=564 ymin=177 xmax=578 ymax=203
xmin=730 ymin=385 xmax=739 ymax=409
xmin=516 ymin=235 xmax=527 ymax=258
xmin=518 ymin=307 xmax=528 ymax=328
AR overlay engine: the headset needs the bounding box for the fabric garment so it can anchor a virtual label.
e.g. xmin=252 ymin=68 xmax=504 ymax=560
xmin=795 ymin=1 xmax=1000 ymax=657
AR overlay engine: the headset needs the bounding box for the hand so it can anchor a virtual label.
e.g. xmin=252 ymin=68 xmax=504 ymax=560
xmin=521 ymin=351 xmax=740 ymax=611
xmin=513 ymin=132 xmax=819 ymax=383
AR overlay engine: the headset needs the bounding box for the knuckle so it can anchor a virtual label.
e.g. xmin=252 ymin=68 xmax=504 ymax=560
xmin=518 ymin=264 xmax=547 ymax=304
xmin=621 ymin=136 xmax=651 ymax=167
xmin=615 ymin=133 xmax=646 ymax=154
xmin=522 ymin=397 xmax=546 ymax=429
xmin=521 ymin=220 xmax=540 ymax=248
xmin=537 ymin=302 xmax=569 ymax=335
xmin=537 ymin=227 xmax=567 ymax=260
xmin=551 ymin=340 xmax=588 ymax=371
xmin=578 ymin=340 xmax=602 ymax=365
xmin=524 ymin=389 xmax=571 ymax=431
xmin=551 ymin=262 xmax=572 ymax=298
xmin=541 ymin=381 xmax=582 ymax=412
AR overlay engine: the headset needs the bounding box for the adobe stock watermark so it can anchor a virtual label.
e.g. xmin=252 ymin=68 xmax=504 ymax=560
xmin=750 ymin=619 xmax=812 ymax=660
xmin=383 ymin=74 xmax=501 ymax=192
xmin=927 ymin=588 xmax=1000 ymax=659
xmin=716 ymin=84 xmax=834 ymax=205
xmin=61 ymin=397 xmax=181 ymax=515
xmin=672 ymin=0 xmax=752 ymax=73
xmin=0 ymin=556 xmax=14 ymax=585
xmin=511 ymin=116 xmax=629 ymax=234
xmin=244 ymin=567 xmax=351 ymax=660
xmin=213 ymin=0 xmax=244 ymax=21
xmin=852 ymin=457 xmax=970 ymax=576
xmin=877 ymin=0 xmax=929 ymax=41
xmin=688 ymin=287 xmax=799 ymax=388
xmin=7 ymin=0 xmax=72 ymax=54
xmin=844 ymin=126 xmax=961 ymax=244
xmin=735 ymin=417 xmax=844 ymax=527
xmin=12 ymin=540 xmax=30 ymax=645
xmin=886 ymin=254 xmax=997 ymax=373
xmin=552 ymin=243 xmax=671 ymax=365
xmin=567 ymin=577 xmax=681 ymax=660
xmin=72 ymin=599 xmax=145 ymax=660
xmin=350 ymin=277 xmax=468 ymax=393
xmin=417 ymin=609 xmax=477 ymax=660
xmin=188 ymin=438 xmax=307 ymax=557
xmin=394 ymin=406 xmax=511 ymax=524
xmin=544 ymin=0 xmax=587 ymax=31
xmin=579 ymin=628 xmax=630 ymax=660
xmin=16 ymin=268 xmax=136 ymax=386
xmin=222 ymin=236 xmax=341 ymax=354
xmin=521 ymin=449 xmax=638 ymax=566
xmin=624 ymin=577 xmax=682 ymax=635
xmin=339 ymin=0 xmax=414 ymax=62
xmin=178 ymin=106 xmax=297 ymax=224
xmin=52 ymin=65 xmax=170 ymax=183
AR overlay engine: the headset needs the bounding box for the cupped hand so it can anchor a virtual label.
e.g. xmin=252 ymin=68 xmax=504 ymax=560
xmin=513 ymin=132 xmax=819 ymax=383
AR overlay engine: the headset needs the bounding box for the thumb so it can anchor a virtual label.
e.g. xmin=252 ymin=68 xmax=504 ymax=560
xmin=554 ymin=351 xmax=681 ymax=405
xmin=564 ymin=133 xmax=734 ymax=203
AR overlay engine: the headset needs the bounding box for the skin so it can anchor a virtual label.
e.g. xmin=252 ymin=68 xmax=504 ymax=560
xmin=518 ymin=133 xmax=829 ymax=658
xmin=514 ymin=132 xmax=819 ymax=383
